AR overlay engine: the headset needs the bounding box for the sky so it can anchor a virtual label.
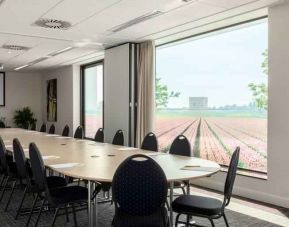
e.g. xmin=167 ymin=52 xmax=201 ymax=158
xmin=156 ymin=19 xmax=268 ymax=109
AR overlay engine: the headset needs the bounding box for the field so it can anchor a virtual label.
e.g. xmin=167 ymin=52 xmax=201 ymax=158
xmin=156 ymin=109 xmax=267 ymax=173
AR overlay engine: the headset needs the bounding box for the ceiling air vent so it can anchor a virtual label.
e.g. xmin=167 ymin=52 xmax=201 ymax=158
xmin=34 ymin=18 xmax=71 ymax=30
xmin=109 ymin=10 xmax=163 ymax=33
xmin=2 ymin=44 xmax=30 ymax=51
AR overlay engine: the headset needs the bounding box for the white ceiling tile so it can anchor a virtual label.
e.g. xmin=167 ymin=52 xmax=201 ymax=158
xmin=199 ymin=0 xmax=257 ymax=9
xmin=43 ymin=0 xmax=121 ymax=26
xmin=114 ymin=2 xmax=225 ymax=39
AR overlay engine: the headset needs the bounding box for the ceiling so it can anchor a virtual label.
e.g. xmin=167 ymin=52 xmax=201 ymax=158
xmin=0 ymin=0 xmax=284 ymax=72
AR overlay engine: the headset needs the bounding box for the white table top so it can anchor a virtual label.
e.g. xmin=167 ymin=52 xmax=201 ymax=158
xmin=0 ymin=128 xmax=220 ymax=182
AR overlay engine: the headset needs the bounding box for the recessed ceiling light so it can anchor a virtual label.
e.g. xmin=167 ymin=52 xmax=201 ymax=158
xmin=14 ymin=64 xmax=30 ymax=71
xmin=109 ymin=10 xmax=163 ymax=32
xmin=2 ymin=44 xmax=30 ymax=51
xmin=34 ymin=18 xmax=72 ymax=30
xmin=47 ymin=47 xmax=74 ymax=57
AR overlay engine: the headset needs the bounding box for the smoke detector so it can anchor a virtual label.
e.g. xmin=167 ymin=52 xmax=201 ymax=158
xmin=2 ymin=44 xmax=30 ymax=51
xmin=34 ymin=18 xmax=71 ymax=30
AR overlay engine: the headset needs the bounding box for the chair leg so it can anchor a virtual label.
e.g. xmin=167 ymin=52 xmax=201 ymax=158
xmin=223 ymin=213 xmax=229 ymax=227
xmin=209 ymin=218 xmax=215 ymax=227
xmin=4 ymin=180 xmax=17 ymax=211
xmin=15 ymin=186 xmax=27 ymax=219
xmin=0 ymin=176 xmax=9 ymax=202
xmin=181 ymin=186 xmax=186 ymax=195
xmin=25 ymin=193 xmax=39 ymax=227
xmin=34 ymin=199 xmax=46 ymax=227
xmin=0 ymin=174 xmax=4 ymax=187
xmin=72 ymin=204 xmax=78 ymax=227
xmin=51 ymin=207 xmax=60 ymax=227
xmin=175 ymin=213 xmax=181 ymax=227
xmin=65 ymin=205 xmax=70 ymax=222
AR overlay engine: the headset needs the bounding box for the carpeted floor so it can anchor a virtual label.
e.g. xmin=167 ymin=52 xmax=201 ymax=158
xmin=0 ymin=187 xmax=283 ymax=227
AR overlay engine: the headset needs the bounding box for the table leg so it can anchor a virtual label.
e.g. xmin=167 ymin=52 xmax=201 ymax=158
xmin=88 ymin=181 xmax=92 ymax=227
xmin=92 ymin=182 xmax=98 ymax=226
xmin=169 ymin=181 xmax=174 ymax=227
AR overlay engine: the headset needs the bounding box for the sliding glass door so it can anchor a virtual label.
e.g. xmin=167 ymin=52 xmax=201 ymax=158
xmin=81 ymin=61 xmax=104 ymax=138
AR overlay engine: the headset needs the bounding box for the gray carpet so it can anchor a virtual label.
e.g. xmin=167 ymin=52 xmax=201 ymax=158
xmin=0 ymin=187 xmax=282 ymax=227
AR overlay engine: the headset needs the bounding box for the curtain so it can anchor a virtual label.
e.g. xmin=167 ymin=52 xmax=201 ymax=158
xmin=136 ymin=41 xmax=156 ymax=147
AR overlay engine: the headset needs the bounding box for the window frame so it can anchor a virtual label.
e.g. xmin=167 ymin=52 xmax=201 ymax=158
xmin=80 ymin=60 xmax=104 ymax=139
xmin=155 ymin=16 xmax=268 ymax=176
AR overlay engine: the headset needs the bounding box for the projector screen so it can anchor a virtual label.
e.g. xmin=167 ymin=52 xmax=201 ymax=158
xmin=0 ymin=72 xmax=5 ymax=106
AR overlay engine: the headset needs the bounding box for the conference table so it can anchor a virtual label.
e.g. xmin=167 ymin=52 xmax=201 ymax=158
xmin=0 ymin=128 xmax=220 ymax=227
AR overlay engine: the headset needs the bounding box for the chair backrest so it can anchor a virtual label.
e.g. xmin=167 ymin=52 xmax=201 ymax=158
xmin=39 ymin=123 xmax=47 ymax=133
xmin=141 ymin=132 xmax=158 ymax=152
xmin=29 ymin=143 xmax=47 ymax=192
xmin=48 ymin=124 xmax=55 ymax=134
xmin=112 ymin=129 xmax=124 ymax=146
xmin=0 ymin=136 xmax=8 ymax=172
xmin=169 ymin=135 xmax=191 ymax=157
xmin=23 ymin=122 xmax=29 ymax=129
xmin=94 ymin=128 xmax=104 ymax=143
xmin=74 ymin=126 xmax=84 ymax=139
xmin=13 ymin=138 xmax=29 ymax=180
xmin=62 ymin=125 xmax=70 ymax=137
xmin=0 ymin=121 xmax=5 ymax=128
xmin=30 ymin=123 xmax=36 ymax=131
xmin=223 ymin=147 xmax=240 ymax=208
xmin=112 ymin=154 xmax=167 ymax=216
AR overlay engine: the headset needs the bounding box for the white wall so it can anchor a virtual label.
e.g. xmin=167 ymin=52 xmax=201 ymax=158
xmin=41 ymin=66 xmax=80 ymax=136
xmin=0 ymin=72 xmax=42 ymax=127
xmin=193 ymin=2 xmax=289 ymax=208
xmin=104 ymin=44 xmax=130 ymax=145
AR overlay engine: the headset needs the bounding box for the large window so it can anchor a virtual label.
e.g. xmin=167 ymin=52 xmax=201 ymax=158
xmin=155 ymin=18 xmax=268 ymax=174
xmin=81 ymin=61 xmax=104 ymax=138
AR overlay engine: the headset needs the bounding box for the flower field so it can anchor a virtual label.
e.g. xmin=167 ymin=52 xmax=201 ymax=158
xmin=156 ymin=111 xmax=267 ymax=173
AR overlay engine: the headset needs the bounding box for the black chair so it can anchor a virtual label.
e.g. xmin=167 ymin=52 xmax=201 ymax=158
xmin=94 ymin=128 xmax=104 ymax=143
xmin=0 ymin=136 xmax=18 ymax=209
xmin=30 ymin=123 xmax=36 ymax=131
xmin=0 ymin=121 xmax=5 ymax=128
xmin=13 ymin=138 xmax=67 ymax=223
xmin=112 ymin=130 xmax=124 ymax=146
xmin=141 ymin=132 xmax=158 ymax=152
xmin=23 ymin=122 xmax=29 ymax=130
xmin=48 ymin=124 xmax=56 ymax=134
xmin=39 ymin=123 xmax=47 ymax=133
xmin=172 ymin=147 xmax=240 ymax=227
xmin=169 ymin=135 xmax=192 ymax=194
xmin=62 ymin=125 xmax=70 ymax=137
xmin=29 ymin=142 xmax=89 ymax=227
xmin=74 ymin=126 xmax=84 ymax=139
xmin=170 ymin=135 xmax=191 ymax=157
xmin=112 ymin=154 xmax=168 ymax=227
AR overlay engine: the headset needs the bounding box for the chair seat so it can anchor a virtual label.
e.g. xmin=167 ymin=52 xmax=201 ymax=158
xmin=113 ymin=207 xmax=168 ymax=227
xmin=99 ymin=181 xmax=111 ymax=191
xmin=7 ymin=161 xmax=18 ymax=177
xmin=50 ymin=186 xmax=88 ymax=205
xmin=172 ymin=195 xmax=223 ymax=216
xmin=30 ymin=176 xmax=67 ymax=192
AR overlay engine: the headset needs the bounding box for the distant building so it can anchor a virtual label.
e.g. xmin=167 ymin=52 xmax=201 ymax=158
xmin=189 ymin=97 xmax=208 ymax=109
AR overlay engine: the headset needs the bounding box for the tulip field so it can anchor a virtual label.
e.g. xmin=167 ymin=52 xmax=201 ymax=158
xmin=155 ymin=110 xmax=267 ymax=173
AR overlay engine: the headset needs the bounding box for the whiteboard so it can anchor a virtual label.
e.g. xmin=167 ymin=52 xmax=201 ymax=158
xmin=0 ymin=72 xmax=4 ymax=106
